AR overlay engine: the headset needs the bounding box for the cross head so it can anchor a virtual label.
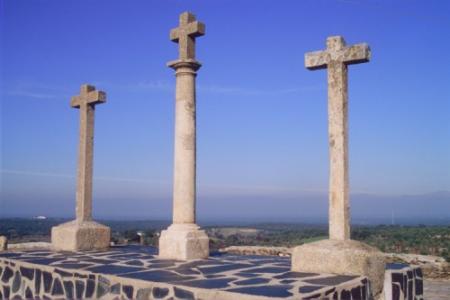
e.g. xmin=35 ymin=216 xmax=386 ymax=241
xmin=71 ymin=84 xmax=106 ymax=109
xmin=305 ymin=36 xmax=370 ymax=70
xmin=170 ymin=12 xmax=205 ymax=60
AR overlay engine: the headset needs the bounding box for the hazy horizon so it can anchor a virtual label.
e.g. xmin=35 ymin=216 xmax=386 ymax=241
xmin=2 ymin=190 xmax=449 ymax=225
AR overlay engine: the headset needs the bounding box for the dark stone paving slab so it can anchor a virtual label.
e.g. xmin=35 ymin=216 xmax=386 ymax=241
xmin=52 ymin=263 xmax=94 ymax=269
xmin=234 ymin=278 xmax=271 ymax=285
xmin=275 ymin=271 xmax=320 ymax=279
xmin=23 ymin=258 xmax=64 ymax=265
xmin=86 ymin=265 xmax=144 ymax=275
xmin=181 ymin=278 xmax=237 ymax=289
xmin=304 ymin=275 xmax=359 ymax=286
xmin=198 ymin=263 xmax=253 ymax=275
xmin=386 ymin=263 xmax=409 ymax=270
xmin=123 ymin=270 xmax=195 ymax=283
xmin=227 ymin=285 xmax=294 ymax=298
xmin=244 ymin=266 xmax=290 ymax=273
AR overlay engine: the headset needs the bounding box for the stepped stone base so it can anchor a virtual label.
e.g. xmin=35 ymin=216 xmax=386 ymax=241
xmin=159 ymin=223 xmax=209 ymax=260
xmin=292 ymin=239 xmax=386 ymax=297
xmin=51 ymin=220 xmax=110 ymax=251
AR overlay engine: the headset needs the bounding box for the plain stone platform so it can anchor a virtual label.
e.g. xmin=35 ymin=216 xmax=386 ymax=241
xmin=0 ymin=245 xmax=377 ymax=300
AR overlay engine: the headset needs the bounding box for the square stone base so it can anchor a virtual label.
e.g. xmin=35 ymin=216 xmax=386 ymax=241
xmin=292 ymin=239 xmax=386 ymax=297
xmin=51 ymin=220 xmax=111 ymax=251
xmin=159 ymin=224 xmax=209 ymax=260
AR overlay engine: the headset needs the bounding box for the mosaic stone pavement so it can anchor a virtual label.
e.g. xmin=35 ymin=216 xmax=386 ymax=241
xmin=0 ymin=245 xmax=374 ymax=299
xmin=0 ymin=245 xmax=376 ymax=299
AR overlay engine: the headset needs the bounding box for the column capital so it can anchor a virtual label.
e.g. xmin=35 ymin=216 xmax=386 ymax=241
xmin=167 ymin=59 xmax=202 ymax=71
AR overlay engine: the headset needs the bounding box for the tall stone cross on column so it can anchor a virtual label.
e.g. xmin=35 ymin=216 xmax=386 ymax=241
xmin=306 ymin=36 xmax=370 ymax=240
xmin=70 ymin=85 xmax=106 ymax=222
xmin=292 ymin=37 xmax=385 ymax=297
xmin=159 ymin=12 xmax=209 ymax=260
xmin=51 ymin=84 xmax=111 ymax=251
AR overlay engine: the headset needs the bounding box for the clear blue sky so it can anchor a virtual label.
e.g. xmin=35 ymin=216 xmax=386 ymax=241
xmin=1 ymin=0 xmax=449 ymax=222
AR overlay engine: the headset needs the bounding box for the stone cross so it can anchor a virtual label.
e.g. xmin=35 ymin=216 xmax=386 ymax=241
xmin=293 ymin=38 xmax=384 ymax=296
xmin=305 ymin=36 xmax=370 ymax=240
xmin=159 ymin=12 xmax=209 ymax=260
xmin=170 ymin=11 xmax=205 ymax=60
xmin=70 ymin=84 xmax=106 ymax=222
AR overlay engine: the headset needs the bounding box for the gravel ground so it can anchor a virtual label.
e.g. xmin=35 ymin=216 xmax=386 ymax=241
xmin=424 ymin=280 xmax=450 ymax=300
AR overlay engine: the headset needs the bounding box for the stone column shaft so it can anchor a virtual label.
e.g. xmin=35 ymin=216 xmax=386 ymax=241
xmin=173 ymin=66 xmax=197 ymax=224
xmin=327 ymin=62 xmax=350 ymax=240
xmin=76 ymin=104 xmax=95 ymax=222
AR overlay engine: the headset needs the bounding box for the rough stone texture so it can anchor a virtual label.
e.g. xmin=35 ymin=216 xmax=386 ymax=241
xmin=0 ymin=236 xmax=7 ymax=251
xmin=169 ymin=60 xmax=199 ymax=226
xmin=51 ymin=220 xmax=110 ymax=251
xmin=170 ymin=12 xmax=205 ymax=60
xmin=51 ymin=84 xmax=110 ymax=251
xmin=7 ymin=242 xmax=52 ymax=251
xmin=220 ymin=246 xmax=292 ymax=257
xmin=305 ymin=36 xmax=370 ymax=241
xmin=159 ymin=224 xmax=209 ymax=260
xmin=159 ymin=12 xmax=209 ymax=260
xmin=424 ymin=279 xmax=450 ymax=300
xmin=292 ymin=239 xmax=385 ymax=298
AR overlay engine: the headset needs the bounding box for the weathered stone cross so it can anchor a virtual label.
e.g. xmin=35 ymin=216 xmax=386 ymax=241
xmin=305 ymin=36 xmax=370 ymax=240
xmin=170 ymin=11 xmax=205 ymax=60
xmin=70 ymin=84 xmax=106 ymax=222
xmin=51 ymin=84 xmax=110 ymax=251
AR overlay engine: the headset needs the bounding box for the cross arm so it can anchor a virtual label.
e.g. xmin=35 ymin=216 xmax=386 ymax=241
xmin=170 ymin=21 xmax=205 ymax=42
xmin=86 ymin=90 xmax=106 ymax=105
xmin=70 ymin=95 xmax=83 ymax=108
xmin=170 ymin=28 xmax=181 ymax=42
xmin=305 ymin=50 xmax=329 ymax=70
xmin=186 ymin=21 xmax=205 ymax=37
xmin=343 ymin=43 xmax=371 ymax=65
xmin=70 ymin=91 xmax=106 ymax=108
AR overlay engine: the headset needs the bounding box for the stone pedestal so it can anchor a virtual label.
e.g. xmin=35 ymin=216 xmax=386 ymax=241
xmin=159 ymin=224 xmax=209 ymax=260
xmin=51 ymin=220 xmax=110 ymax=252
xmin=292 ymin=239 xmax=386 ymax=297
